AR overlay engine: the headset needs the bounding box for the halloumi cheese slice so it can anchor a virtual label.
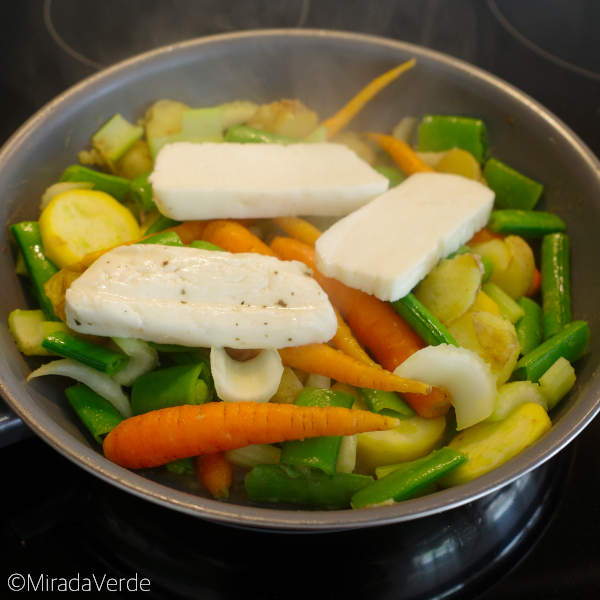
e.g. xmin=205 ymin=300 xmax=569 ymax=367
xmin=149 ymin=142 xmax=389 ymax=220
xmin=65 ymin=245 xmax=337 ymax=349
xmin=315 ymin=173 xmax=495 ymax=302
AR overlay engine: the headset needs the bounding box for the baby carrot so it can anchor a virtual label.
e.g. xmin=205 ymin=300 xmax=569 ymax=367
xmin=365 ymin=133 xmax=434 ymax=176
xmin=271 ymin=236 xmax=451 ymax=418
xmin=278 ymin=343 xmax=430 ymax=396
xmin=332 ymin=307 xmax=381 ymax=368
xmin=272 ymin=216 xmax=322 ymax=246
xmin=321 ymin=59 xmax=416 ymax=139
xmin=195 ymin=452 xmax=234 ymax=500
xmin=202 ymin=220 xmax=276 ymax=257
xmin=103 ymin=402 xmax=400 ymax=469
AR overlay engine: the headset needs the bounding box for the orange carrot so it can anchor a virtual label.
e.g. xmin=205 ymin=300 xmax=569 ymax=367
xmin=467 ymin=226 xmax=504 ymax=246
xmin=278 ymin=343 xmax=430 ymax=396
xmin=527 ymin=265 xmax=541 ymax=297
xmin=195 ymin=452 xmax=233 ymax=499
xmin=270 ymin=236 xmax=451 ymax=418
xmin=321 ymin=59 xmax=416 ymax=139
xmin=272 ymin=217 xmax=322 ymax=246
xmin=103 ymin=402 xmax=400 ymax=469
xmin=365 ymin=133 xmax=434 ymax=175
xmin=202 ymin=220 xmax=276 ymax=257
xmin=332 ymin=307 xmax=381 ymax=368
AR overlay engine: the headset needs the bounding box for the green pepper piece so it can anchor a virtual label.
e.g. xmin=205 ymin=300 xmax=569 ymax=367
xmin=189 ymin=240 xmax=224 ymax=252
xmin=143 ymin=215 xmax=182 ymax=236
xmin=245 ymin=465 xmax=373 ymax=509
xmin=359 ymin=388 xmax=414 ymax=419
xmin=11 ymin=221 xmax=60 ymax=321
xmin=171 ymin=350 xmax=216 ymax=401
xmin=129 ymin=172 xmax=156 ymax=211
xmin=65 ymin=384 xmax=124 ymax=445
xmin=137 ymin=231 xmax=184 ymax=246
xmin=350 ymin=447 xmax=467 ymax=509
xmin=42 ymin=331 xmax=130 ymax=376
xmin=165 ymin=457 xmax=196 ymax=476
xmin=541 ymin=232 xmax=571 ymax=340
xmin=60 ymin=165 xmax=131 ymax=201
xmin=417 ymin=115 xmax=487 ymax=163
xmin=483 ymin=159 xmax=544 ymax=210
xmin=373 ymin=165 xmax=405 ymax=188
xmin=512 ymin=320 xmax=589 ymax=383
xmin=279 ymin=388 xmax=354 ymax=476
xmin=516 ymin=297 xmax=543 ymax=356
xmin=391 ymin=293 xmax=458 ymax=347
xmin=130 ymin=363 xmax=211 ymax=416
xmin=224 ymin=125 xmax=299 ymax=145
xmin=488 ymin=210 xmax=566 ymax=237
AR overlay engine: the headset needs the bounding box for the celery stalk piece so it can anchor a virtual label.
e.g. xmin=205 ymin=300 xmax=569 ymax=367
xmin=482 ymin=282 xmax=525 ymax=324
xmin=149 ymin=131 xmax=187 ymax=159
xmin=92 ymin=114 xmax=144 ymax=162
xmin=539 ymin=357 xmax=576 ymax=410
xmin=181 ymin=107 xmax=224 ymax=143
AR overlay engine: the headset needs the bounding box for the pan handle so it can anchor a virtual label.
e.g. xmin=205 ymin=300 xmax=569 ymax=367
xmin=0 ymin=397 xmax=32 ymax=448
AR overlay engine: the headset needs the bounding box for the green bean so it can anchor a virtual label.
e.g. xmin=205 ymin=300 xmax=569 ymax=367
xmin=488 ymin=210 xmax=566 ymax=236
xmin=129 ymin=172 xmax=156 ymax=211
xmin=190 ymin=240 xmax=224 ymax=251
xmin=515 ymin=297 xmax=543 ymax=356
xmin=417 ymin=115 xmax=487 ymax=163
xmin=512 ymin=320 xmax=589 ymax=383
xmin=60 ymin=165 xmax=130 ymax=201
xmin=130 ymin=363 xmax=211 ymax=416
xmin=165 ymin=457 xmax=196 ymax=476
xmin=144 ymin=215 xmax=182 ymax=236
xmin=279 ymin=387 xmax=354 ymax=476
xmin=359 ymin=388 xmax=414 ymax=419
xmin=541 ymin=232 xmax=571 ymax=340
xmin=11 ymin=222 xmax=60 ymax=321
xmin=65 ymin=384 xmax=124 ymax=445
xmin=41 ymin=331 xmax=130 ymax=376
xmin=350 ymin=448 xmax=467 ymax=509
xmin=137 ymin=231 xmax=184 ymax=246
xmin=391 ymin=293 xmax=458 ymax=347
xmin=225 ymin=125 xmax=299 ymax=145
xmin=483 ymin=158 xmax=543 ymax=210
xmin=245 ymin=465 xmax=373 ymax=509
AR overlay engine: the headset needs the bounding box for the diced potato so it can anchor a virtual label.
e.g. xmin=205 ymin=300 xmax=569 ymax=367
xmin=269 ymin=366 xmax=304 ymax=404
xmin=330 ymin=132 xmax=379 ymax=165
xmin=487 ymin=381 xmax=547 ymax=421
xmin=114 ymin=139 xmax=153 ymax=179
xmin=246 ymin=99 xmax=319 ymax=139
xmin=471 ymin=235 xmax=535 ymax=300
xmin=438 ymin=403 xmax=552 ymax=487
xmin=143 ymin=99 xmax=190 ymax=139
xmin=447 ymin=310 xmax=520 ymax=386
xmin=357 ymin=414 xmax=446 ymax=472
xmin=435 ymin=148 xmax=482 ymax=180
xmin=414 ymin=253 xmax=483 ymax=324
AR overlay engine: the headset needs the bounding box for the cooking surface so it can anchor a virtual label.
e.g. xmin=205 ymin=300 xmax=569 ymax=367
xmin=1 ymin=1 xmax=600 ymax=598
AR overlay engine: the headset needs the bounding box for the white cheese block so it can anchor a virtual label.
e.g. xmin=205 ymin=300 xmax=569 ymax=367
xmin=315 ymin=173 xmax=495 ymax=302
xmin=149 ymin=142 xmax=389 ymax=220
xmin=65 ymin=245 xmax=337 ymax=349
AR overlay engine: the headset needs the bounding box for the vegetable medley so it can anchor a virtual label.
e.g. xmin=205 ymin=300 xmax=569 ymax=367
xmin=8 ymin=61 xmax=589 ymax=510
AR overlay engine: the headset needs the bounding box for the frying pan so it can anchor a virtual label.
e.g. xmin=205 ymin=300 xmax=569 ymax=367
xmin=1 ymin=29 xmax=599 ymax=531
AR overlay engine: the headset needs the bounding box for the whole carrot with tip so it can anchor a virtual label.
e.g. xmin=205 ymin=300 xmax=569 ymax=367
xmin=103 ymin=402 xmax=400 ymax=469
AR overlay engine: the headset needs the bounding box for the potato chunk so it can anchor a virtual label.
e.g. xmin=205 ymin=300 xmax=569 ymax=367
xmin=414 ymin=253 xmax=483 ymax=324
xmin=438 ymin=402 xmax=551 ymax=487
xmin=247 ymin=99 xmax=319 ymax=139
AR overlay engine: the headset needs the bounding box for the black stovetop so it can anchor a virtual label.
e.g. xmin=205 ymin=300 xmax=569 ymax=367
xmin=1 ymin=2 xmax=600 ymax=598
